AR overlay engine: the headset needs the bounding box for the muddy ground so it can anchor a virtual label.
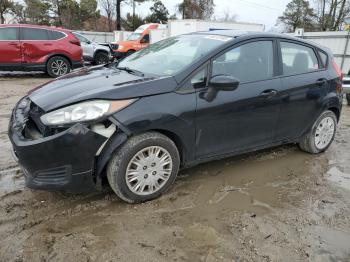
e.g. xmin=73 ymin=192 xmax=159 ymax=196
xmin=0 ymin=73 xmax=350 ymax=262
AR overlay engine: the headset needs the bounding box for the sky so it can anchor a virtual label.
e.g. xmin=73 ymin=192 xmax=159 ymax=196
xmin=121 ymin=0 xmax=292 ymax=30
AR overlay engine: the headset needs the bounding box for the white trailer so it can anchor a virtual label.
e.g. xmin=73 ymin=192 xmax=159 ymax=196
xmin=150 ymin=19 xmax=265 ymax=44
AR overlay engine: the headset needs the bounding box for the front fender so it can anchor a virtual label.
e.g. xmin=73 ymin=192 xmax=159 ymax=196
xmin=112 ymin=92 xmax=197 ymax=165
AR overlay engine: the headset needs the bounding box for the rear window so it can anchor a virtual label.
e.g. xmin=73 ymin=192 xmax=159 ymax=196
xmin=0 ymin=27 xmax=18 ymax=40
xmin=21 ymin=28 xmax=49 ymax=40
xmin=281 ymin=41 xmax=319 ymax=75
xmin=49 ymin=30 xmax=65 ymax=40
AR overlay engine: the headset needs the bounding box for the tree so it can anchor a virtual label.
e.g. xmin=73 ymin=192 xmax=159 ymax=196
xmin=278 ymin=0 xmax=317 ymax=32
xmin=24 ymin=0 xmax=50 ymax=25
xmin=122 ymin=12 xmax=144 ymax=31
xmin=115 ymin=0 xmax=126 ymax=30
xmin=145 ymin=0 xmax=169 ymax=24
xmin=315 ymin=0 xmax=350 ymax=31
xmin=100 ymin=0 xmax=115 ymax=31
xmin=80 ymin=0 xmax=100 ymax=30
xmin=177 ymin=0 xmax=214 ymax=20
xmin=0 ymin=0 xmax=14 ymax=23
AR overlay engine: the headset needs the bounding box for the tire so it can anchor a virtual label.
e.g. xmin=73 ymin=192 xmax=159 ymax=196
xmin=107 ymin=132 xmax=180 ymax=203
xmin=46 ymin=56 xmax=71 ymax=78
xmin=94 ymin=51 xmax=109 ymax=65
xmin=299 ymin=110 xmax=337 ymax=154
xmin=126 ymin=50 xmax=135 ymax=57
xmin=346 ymin=94 xmax=350 ymax=105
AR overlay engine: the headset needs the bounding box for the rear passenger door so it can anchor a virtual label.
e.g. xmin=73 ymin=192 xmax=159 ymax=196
xmin=20 ymin=27 xmax=52 ymax=65
xmin=275 ymin=40 xmax=329 ymax=142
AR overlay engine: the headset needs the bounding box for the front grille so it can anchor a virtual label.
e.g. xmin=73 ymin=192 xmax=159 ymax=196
xmin=34 ymin=166 xmax=71 ymax=184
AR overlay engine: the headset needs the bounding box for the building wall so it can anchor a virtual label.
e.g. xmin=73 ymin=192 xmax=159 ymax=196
xmin=74 ymin=30 xmax=115 ymax=43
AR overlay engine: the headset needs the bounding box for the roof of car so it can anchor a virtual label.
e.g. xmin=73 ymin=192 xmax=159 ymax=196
xmin=194 ymin=30 xmax=328 ymax=52
xmin=0 ymin=23 xmax=69 ymax=32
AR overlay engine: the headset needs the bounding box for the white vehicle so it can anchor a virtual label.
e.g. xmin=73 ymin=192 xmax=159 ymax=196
xmin=343 ymin=74 xmax=350 ymax=105
xmin=73 ymin=32 xmax=112 ymax=65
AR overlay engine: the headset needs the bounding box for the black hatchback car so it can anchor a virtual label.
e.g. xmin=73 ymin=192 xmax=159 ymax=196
xmin=9 ymin=31 xmax=343 ymax=203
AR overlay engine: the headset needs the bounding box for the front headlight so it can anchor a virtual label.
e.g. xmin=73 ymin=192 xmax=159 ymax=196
xmin=40 ymin=99 xmax=135 ymax=126
xmin=118 ymin=45 xmax=124 ymax=50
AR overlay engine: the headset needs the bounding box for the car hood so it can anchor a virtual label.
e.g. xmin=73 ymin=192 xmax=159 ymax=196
xmin=29 ymin=65 xmax=178 ymax=112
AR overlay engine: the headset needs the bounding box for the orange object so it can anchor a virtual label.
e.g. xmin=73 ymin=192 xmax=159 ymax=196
xmin=111 ymin=23 xmax=159 ymax=59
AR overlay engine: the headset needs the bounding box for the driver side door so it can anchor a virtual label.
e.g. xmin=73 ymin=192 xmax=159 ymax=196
xmin=195 ymin=39 xmax=282 ymax=159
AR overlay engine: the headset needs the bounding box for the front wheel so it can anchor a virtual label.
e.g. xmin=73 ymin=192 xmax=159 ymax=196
xmin=107 ymin=132 xmax=180 ymax=203
xmin=299 ymin=110 xmax=337 ymax=154
xmin=94 ymin=52 xmax=109 ymax=65
xmin=46 ymin=56 xmax=71 ymax=77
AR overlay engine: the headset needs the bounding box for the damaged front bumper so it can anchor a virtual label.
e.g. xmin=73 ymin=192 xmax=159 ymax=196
xmin=8 ymin=97 xmax=110 ymax=192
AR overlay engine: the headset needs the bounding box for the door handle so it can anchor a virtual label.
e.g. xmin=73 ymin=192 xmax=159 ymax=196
xmin=316 ymin=78 xmax=327 ymax=86
xmin=8 ymin=42 xmax=18 ymax=46
xmin=44 ymin=43 xmax=52 ymax=46
xmin=259 ymin=89 xmax=277 ymax=98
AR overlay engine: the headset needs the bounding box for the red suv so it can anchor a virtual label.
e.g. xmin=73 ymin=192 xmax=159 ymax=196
xmin=0 ymin=24 xmax=83 ymax=77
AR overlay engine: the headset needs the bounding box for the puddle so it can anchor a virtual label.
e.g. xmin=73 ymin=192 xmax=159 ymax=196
xmin=312 ymin=226 xmax=350 ymax=260
xmin=0 ymin=171 xmax=24 ymax=193
xmin=327 ymin=167 xmax=350 ymax=191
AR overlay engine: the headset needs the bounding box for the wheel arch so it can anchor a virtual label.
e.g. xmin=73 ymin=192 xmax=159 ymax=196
xmin=95 ymin=128 xmax=186 ymax=180
xmin=93 ymin=49 xmax=109 ymax=59
xmin=328 ymin=106 xmax=340 ymax=122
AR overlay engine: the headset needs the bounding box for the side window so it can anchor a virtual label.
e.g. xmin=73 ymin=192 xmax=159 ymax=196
xmin=0 ymin=27 xmax=18 ymax=40
xmin=281 ymin=42 xmax=319 ymax=75
xmin=142 ymin=34 xmax=150 ymax=43
xmin=49 ymin=30 xmax=65 ymax=40
xmin=74 ymin=33 xmax=90 ymax=43
xmin=22 ymin=28 xmax=49 ymax=40
xmin=191 ymin=68 xmax=207 ymax=89
xmin=318 ymin=50 xmax=328 ymax=68
xmin=212 ymin=41 xmax=274 ymax=83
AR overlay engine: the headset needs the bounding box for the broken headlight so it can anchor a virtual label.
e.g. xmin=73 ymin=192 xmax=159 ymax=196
xmin=40 ymin=99 xmax=135 ymax=126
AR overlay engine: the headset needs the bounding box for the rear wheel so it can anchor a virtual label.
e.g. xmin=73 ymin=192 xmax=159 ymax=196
xmin=94 ymin=52 xmax=109 ymax=65
xmin=346 ymin=94 xmax=350 ymax=105
xmin=126 ymin=50 xmax=135 ymax=57
xmin=47 ymin=56 xmax=71 ymax=77
xmin=107 ymin=132 xmax=180 ymax=203
xmin=299 ymin=110 xmax=337 ymax=154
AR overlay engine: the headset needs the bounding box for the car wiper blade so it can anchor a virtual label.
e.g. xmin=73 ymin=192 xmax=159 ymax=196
xmin=116 ymin=66 xmax=144 ymax=77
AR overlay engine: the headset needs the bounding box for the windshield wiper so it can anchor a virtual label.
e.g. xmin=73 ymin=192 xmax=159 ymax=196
xmin=116 ymin=66 xmax=144 ymax=77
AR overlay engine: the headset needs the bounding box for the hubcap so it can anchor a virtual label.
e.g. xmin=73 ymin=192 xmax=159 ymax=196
xmin=51 ymin=60 xmax=68 ymax=76
xmin=126 ymin=146 xmax=173 ymax=196
xmin=315 ymin=116 xmax=335 ymax=150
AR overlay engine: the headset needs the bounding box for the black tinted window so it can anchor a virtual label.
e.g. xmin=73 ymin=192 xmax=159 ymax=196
xmin=142 ymin=34 xmax=150 ymax=43
xmin=0 ymin=27 xmax=18 ymax=40
xmin=212 ymin=41 xmax=274 ymax=82
xmin=22 ymin=28 xmax=49 ymax=40
xmin=49 ymin=30 xmax=65 ymax=40
xmin=281 ymin=42 xmax=319 ymax=75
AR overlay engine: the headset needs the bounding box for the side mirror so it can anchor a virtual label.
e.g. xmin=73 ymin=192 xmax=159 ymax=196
xmin=86 ymin=40 xmax=91 ymax=44
xmin=209 ymin=75 xmax=240 ymax=91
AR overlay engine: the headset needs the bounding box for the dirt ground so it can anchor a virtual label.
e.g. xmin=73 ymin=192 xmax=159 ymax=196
xmin=0 ymin=73 xmax=350 ymax=262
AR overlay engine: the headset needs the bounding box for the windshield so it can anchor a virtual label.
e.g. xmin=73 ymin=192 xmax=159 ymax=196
xmin=127 ymin=33 xmax=142 ymax=41
xmin=118 ymin=34 xmax=232 ymax=76
xmin=73 ymin=33 xmax=90 ymax=43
